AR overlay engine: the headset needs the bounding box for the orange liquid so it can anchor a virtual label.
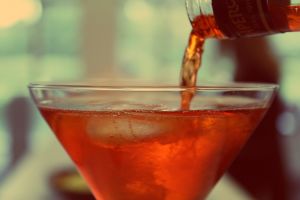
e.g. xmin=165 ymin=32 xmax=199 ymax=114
xmin=180 ymin=16 xmax=225 ymax=110
xmin=40 ymin=106 xmax=266 ymax=200
xmin=180 ymin=32 xmax=205 ymax=110
xmin=191 ymin=15 xmax=225 ymax=39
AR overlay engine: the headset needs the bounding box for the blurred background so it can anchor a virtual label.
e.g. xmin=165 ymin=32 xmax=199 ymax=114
xmin=0 ymin=0 xmax=300 ymax=199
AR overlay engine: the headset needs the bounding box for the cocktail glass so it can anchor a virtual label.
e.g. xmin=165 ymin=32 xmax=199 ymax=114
xmin=29 ymin=81 xmax=277 ymax=200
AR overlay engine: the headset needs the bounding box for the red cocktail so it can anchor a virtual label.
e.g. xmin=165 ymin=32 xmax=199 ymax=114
xmin=29 ymin=82 xmax=276 ymax=199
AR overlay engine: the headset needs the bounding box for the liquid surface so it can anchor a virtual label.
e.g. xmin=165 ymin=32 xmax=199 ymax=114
xmin=40 ymin=104 xmax=267 ymax=200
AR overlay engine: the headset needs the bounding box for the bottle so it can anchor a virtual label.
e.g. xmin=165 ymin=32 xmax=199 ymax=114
xmin=186 ymin=0 xmax=300 ymax=39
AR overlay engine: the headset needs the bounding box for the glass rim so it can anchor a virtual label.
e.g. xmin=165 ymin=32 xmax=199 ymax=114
xmin=28 ymin=80 xmax=278 ymax=92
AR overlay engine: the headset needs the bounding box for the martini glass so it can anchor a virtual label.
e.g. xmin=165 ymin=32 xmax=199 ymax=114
xmin=29 ymin=81 xmax=276 ymax=200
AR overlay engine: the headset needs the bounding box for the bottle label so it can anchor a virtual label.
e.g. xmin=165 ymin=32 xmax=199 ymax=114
xmin=212 ymin=0 xmax=274 ymax=38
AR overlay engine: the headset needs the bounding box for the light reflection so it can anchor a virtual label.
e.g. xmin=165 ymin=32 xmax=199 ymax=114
xmin=0 ymin=0 xmax=42 ymax=28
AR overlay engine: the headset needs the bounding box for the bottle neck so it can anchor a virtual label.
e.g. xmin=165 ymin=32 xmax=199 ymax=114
xmin=186 ymin=0 xmax=214 ymax=22
xmin=186 ymin=0 xmax=300 ymax=39
xmin=186 ymin=0 xmax=226 ymax=39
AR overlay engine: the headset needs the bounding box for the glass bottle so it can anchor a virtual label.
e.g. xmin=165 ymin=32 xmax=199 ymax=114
xmin=186 ymin=0 xmax=300 ymax=39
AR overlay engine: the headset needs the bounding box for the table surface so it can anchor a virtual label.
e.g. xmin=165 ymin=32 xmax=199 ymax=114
xmin=0 ymin=136 xmax=251 ymax=200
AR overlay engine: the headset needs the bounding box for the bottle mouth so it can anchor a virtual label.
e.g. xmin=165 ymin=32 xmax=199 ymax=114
xmin=185 ymin=0 xmax=201 ymax=23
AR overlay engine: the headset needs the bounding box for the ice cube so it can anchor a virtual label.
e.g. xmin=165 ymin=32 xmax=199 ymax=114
xmin=86 ymin=113 xmax=172 ymax=145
